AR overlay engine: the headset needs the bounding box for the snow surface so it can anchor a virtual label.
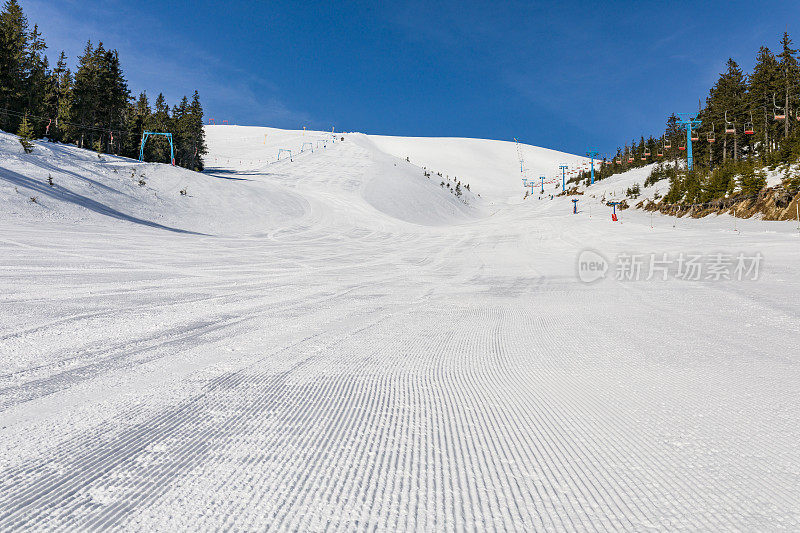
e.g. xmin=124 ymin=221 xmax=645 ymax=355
xmin=1 ymin=126 xmax=799 ymax=530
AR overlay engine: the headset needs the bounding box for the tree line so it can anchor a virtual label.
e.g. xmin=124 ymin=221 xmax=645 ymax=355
xmin=575 ymin=31 xmax=800 ymax=204
xmin=0 ymin=0 xmax=207 ymax=170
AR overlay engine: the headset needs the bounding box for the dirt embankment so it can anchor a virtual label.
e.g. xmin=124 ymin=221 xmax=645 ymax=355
xmin=638 ymin=187 xmax=800 ymax=221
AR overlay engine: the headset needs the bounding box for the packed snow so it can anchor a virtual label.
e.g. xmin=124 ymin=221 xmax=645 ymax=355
xmin=1 ymin=126 xmax=799 ymax=530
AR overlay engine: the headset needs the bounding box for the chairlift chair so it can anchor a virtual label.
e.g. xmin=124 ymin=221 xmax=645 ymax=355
xmin=627 ymin=154 xmax=634 ymax=163
xmin=774 ymin=94 xmax=786 ymax=121
xmin=690 ymin=130 xmax=699 ymax=142
xmin=724 ymin=111 xmax=735 ymax=134
xmin=744 ymin=111 xmax=755 ymax=135
xmin=664 ymin=139 xmax=672 ymax=149
xmin=679 ymin=140 xmax=686 ymax=151
xmin=707 ymin=125 xmax=715 ymax=143
xmin=657 ymin=147 xmax=664 ymax=157
xmin=644 ymin=147 xmax=651 ymax=156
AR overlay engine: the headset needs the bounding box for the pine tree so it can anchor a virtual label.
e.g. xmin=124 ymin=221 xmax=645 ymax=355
xmin=72 ymin=41 xmax=130 ymax=151
xmin=17 ymin=111 xmax=33 ymax=152
xmin=44 ymin=51 xmax=72 ymax=142
xmin=71 ymin=40 xmax=98 ymax=148
xmin=707 ymin=59 xmax=747 ymax=163
xmin=98 ymin=48 xmax=129 ymax=153
xmin=749 ymin=46 xmax=780 ymax=157
xmin=124 ymin=92 xmax=150 ymax=158
xmin=187 ymin=90 xmax=207 ymax=170
xmin=0 ymin=0 xmax=30 ymax=132
xmin=25 ymin=23 xmax=47 ymax=134
xmin=172 ymin=96 xmax=189 ymax=166
xmin=144 ymin=93 xmax=171 ymax=162
xmin=777 ymin=32 xmax=798 ymax=140
xmin=664 ymin=113 xmax=680 ymax=162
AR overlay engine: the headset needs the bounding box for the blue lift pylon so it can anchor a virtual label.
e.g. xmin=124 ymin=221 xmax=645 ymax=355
xmin=139 ymin=132 xmax=174 ymax=165
xmin=559 ymin=165 xmax=568 ymax=191
xmin=677 ymin=114 xmax=702 ymax=170
xmin=586 ymin=148 xmax=599 ymax=184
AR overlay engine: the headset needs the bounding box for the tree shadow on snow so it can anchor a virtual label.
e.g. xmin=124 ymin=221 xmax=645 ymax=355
xmin=202 ymin=169 xmax=254 ymax=181
xmin=0 ymin=166 xmax=204 ymax=235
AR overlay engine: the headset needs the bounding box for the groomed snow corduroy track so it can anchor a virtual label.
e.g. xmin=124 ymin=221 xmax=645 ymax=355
xmin=0 ymin=127 xmax=799 ymax=531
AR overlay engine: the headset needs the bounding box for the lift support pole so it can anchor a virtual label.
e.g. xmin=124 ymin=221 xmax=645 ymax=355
xmin=559 ymin=165 xmax=568 ymax=191
xmin=586 ymin=148 xmax=599 ymax=185
xmin=677 ymin=114 xmax=702 ymax=171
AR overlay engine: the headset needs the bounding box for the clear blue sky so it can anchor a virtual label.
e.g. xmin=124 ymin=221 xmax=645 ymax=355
xmin=23 ymin=0 xmax=800 ymax=155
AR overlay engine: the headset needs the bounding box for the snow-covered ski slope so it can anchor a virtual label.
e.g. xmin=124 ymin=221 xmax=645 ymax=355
xmin=1 ymin=125 xmax=799 ymax=531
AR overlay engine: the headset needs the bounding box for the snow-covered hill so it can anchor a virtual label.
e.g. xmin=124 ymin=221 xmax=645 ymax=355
xmin=2 ymin=125 xmax=800 ymax=531
xmin=365 ymin=134 xmax=592 ymax=203
xmin=0 ymin=130 xmax=307 ymax=235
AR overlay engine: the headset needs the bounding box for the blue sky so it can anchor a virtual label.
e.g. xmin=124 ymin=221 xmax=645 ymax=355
xmin=22 ymin=0 xmax=800 ymax=155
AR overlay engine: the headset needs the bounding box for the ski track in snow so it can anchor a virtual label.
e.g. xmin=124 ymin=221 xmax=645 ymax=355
xmin=1 ymin=127 xmax=799 ymax=531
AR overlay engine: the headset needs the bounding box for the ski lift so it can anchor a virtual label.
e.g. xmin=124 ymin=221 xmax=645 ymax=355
xmin=640 ymin=153 xmax=647 ymax=161
xmin=678 ymin=139 xmax=686 ymax=151
xmin=724 ymin=111 xmax=735 ymax=134
xmin=627 ymin=154 xmax=634 ymax=163
xmin=707 ymin=124 xmax=715 ymax=143
xmin=615 ymin=157 xmax=621 ymax=164
xmin=690 ymin=130 xmax=699 ymax=142
xmin=774 ymin=94 xmax=786 ymax=121
xmin=744 ymin=111 xmax=755 ymax=135
xmin=644 ymin=147 xmax=651 ymax=156
xmin=657 ymin=147 xmax=664 ymax=157
xmin=664 ymin=139 xmax=672 ymax=149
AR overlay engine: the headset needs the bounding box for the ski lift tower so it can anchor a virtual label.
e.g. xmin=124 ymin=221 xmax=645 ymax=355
xmin=514 ymin=138 xmax=525 ymax=174
xmin=677 ymin=113 xmax=702 ymax=171
xmin=559 ymin=165 xmax=568 ymax=191
xmin=139 ymin=132 xmax=175 ymax=165
xmin=539 ymin=176 xmax=546 ymax=194
xmin=586 ymin=149 xmax=600 ymax=184
xmin=608 ymin=201 xmax=621 ymax=221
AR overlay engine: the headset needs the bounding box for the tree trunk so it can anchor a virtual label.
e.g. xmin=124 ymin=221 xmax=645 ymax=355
xmin=723 ymin=136 xmax=727 ymax=163
xmin=786 ymin=86 xmax=790 ymax=139
xmin=734 ymin=133 xmax=739 ymax=161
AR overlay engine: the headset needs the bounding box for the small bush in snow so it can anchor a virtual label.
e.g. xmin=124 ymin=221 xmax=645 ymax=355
xmin=138 ymin=178 xmax=146 ymax=187
xmin=17 ymin=113 xmax=34 ymax=154
xmin=180 ymin=188 xmax=187 ymax=196
xmin=47 ymin=175 xmax=54 ymax=187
